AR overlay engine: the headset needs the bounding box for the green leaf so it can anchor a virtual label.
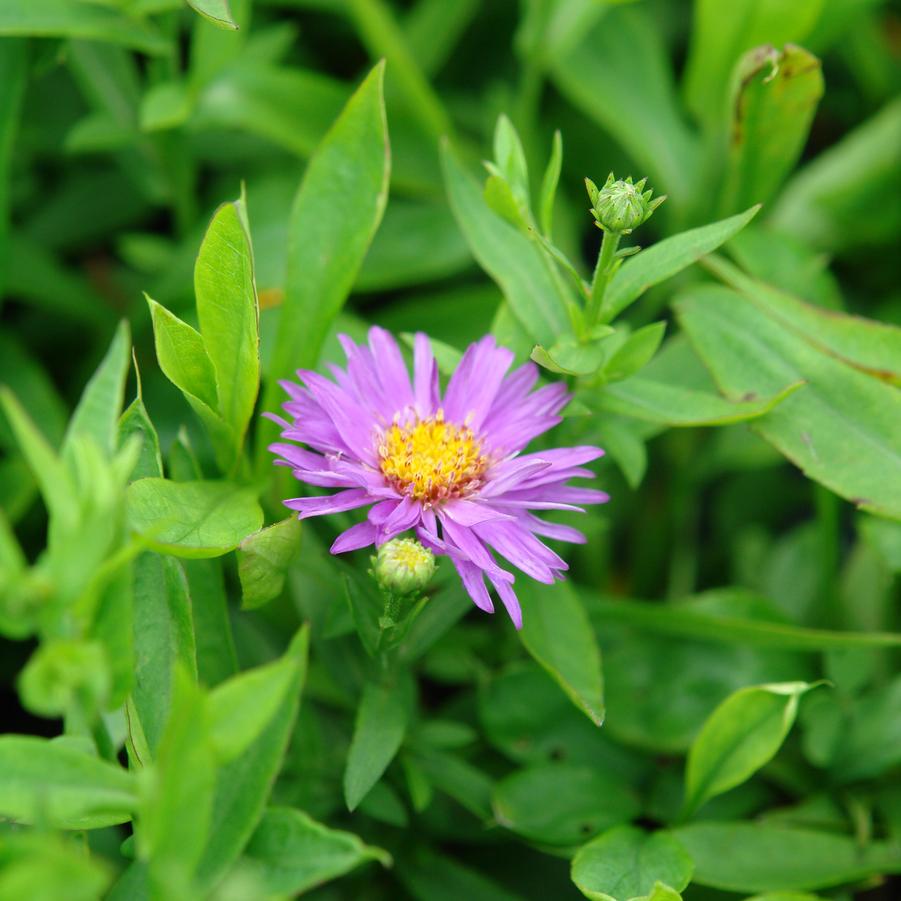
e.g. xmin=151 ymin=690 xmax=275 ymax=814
xmin=237 ymin=517 xmax=303 ymax=609
xmin=194 ymin=196 xmax=260 ymax=453
xmin=194 ymin=626 xmax=309 ymax=891
xmin=493 ymin=763 xmax=640 ymax=847
xmin=673 ymin=822 xmax=901 ymax=892
xmin=145 ymin=296 xmax=218 ymax=410
xmin=492 ymin=114 xmax=530 ymax=209
xmin=518 ymin=579 xmax=605 ymax=726
xmin=126 ymin=478 xmax=263 ymax=558
xmin=0 ymin=832 xmax=113 ymax=901
xmin=130 ymin=554 xmax=197 ymax=756
xmin=770 ymin=97 xmax=901 ymax=251
xmin=602 ymin=322 xmax=666 ymax=383
xmin=243 ymin=807 xmax=391 ymax=895
xmin=591 ymin=594 xmax=901 ymax=651
xmin=706 ymin=254 xmax=901 ymax=384
xmin=539 ymin=130 xmax=563 ymax=238
xmin=18 ymin=639 xmax=110 ymax=718
xmin=261 ymin=62 xmax=389 ymax=465
xmin=206 ymin=649 xmax=301 ymax=762
xmin=396 ymin=848 xmax=519 ymax=901
xmin=682 ymin=681 xmax=817 ymax=818
xmin=63 ymin=321 xmax=131 ymax=461
xmin=344 ymin=679 xmax=410 ymax=811
xmin=571 ymin=826 xmax=693 ymax=901
xmin=549 ymin=4 xmax=698 ymax=214
xmin=443 ymin=142 xmax=570 ymax=348
xmin=140 ymin=80 xmax=192 ymax=132
xmin=183 ymin=558 xmax=237 ymax=687
xmin=719 ymin=45 xmax=823 ymax=215
xmin=185 ymin=0 xmax=238 ymax=30
xmin=676 ymin=285 xmax=901 ymax=519
xmin=0 ymin=0 xmax=169 ymax=54
xmin=604 ymin=206 xmax=760 ymax=321
xmin=531 ymin=331 xmax=611 ymax=376
xmin=597 ymin=375 xmax=802 ymax=427
xmin=0 ymin=735 xmax=136 ymax=829
xmin=138 ymin=668 xmax=217 ymax=899
xmin=682 ymin=0 xmax=824 ymax=130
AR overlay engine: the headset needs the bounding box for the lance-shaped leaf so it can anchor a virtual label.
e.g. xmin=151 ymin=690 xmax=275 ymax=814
xmin=677 ymin=285 xmax=901 ymax=519
xmin=518 ymin=579 xmax=605 ymax=726
xmin=0 ymin=735 xmax=137 ymax=829
xmin=126 ymin=478 xmax=263 ymax=558
xmin=185 ymin=0 xmax=238 ymax=30
xmin=682 ymin=681 xmax=819 ymax=818
xmin=237 ymin=517 xmax=302 ymax=610
xmin=260 ymin=62 xmax=389 ymax=465
xmin=243 ymin=807 xmax=391 ymax=895
xmin=719 ymin=44 xmax=823 ymax=216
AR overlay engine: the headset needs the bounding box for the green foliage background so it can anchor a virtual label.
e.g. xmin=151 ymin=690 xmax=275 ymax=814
xmin=1 ymin=0 xmax=900 ymax=898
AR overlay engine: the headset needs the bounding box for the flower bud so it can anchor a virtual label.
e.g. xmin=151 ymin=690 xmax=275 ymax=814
xmin=586 ymin=173 xmax=665 ymax=235
xmin=373 ymin=538 xmax=436 ymax=597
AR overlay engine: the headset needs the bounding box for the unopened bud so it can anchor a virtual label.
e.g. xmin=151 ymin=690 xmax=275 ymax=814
xmin=586 ymin=173 xmax=665 ymax=235
xmin=373 ymin=538 xmax=435 ymax=597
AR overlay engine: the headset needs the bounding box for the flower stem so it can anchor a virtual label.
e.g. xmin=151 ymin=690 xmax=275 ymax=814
xmin=585 ymin=229 xmax=620 ymax=329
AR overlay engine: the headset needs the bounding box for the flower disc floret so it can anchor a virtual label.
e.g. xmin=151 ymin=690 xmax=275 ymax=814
xmin=378 ymin=413 xmax=488 ymax=505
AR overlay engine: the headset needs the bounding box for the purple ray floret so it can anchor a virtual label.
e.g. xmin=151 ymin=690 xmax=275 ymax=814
xmin=267 ymin=327 xmax=608 ymax=628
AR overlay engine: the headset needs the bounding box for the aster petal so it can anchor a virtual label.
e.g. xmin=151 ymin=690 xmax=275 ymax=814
xmin=488 ymin=572 xmax=522 ymax=629
xmin=478 ymin=458 xmax=553 ymax=496
xmin=413 ymin=332 xmax=440 ymax=417
xmin=474 ymin=519 xmax=565 ymax=583
xmin=524 ymin=514 xmax=588 ymax=544
xmin=443 ymin=335 xmax=514 ymax=430
xmin=331 ymin=521 xmax=378 ymax=553
xmin=451 ymin=557 xmax=494 ymax=613
xmin=441 ymin=499 xmax=514 ymax=526
xmin=369 ymin=326 xmax=414 ymax=411
xmin=440 ymin=515 xmax=513 ymax=583
xmin=284 ymin=489 xmax=373 ymax=518
xmin=378 ymin=495 xmax=422 ymax=542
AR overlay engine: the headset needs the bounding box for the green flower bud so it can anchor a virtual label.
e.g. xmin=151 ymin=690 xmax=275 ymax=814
xmin=373 ymin=538 xmax=436 ymax=597
xmin=586 ymin=173 xmax=665 ymax=235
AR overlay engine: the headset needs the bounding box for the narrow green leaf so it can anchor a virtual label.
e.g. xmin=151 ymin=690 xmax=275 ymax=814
xmin=604 ymin=206 xmax=760 ymax=321
xmin=571 ymin=826 xmax=693 ymax=901
xmin=539 ymin=130 xmax=563 ymax=238
xmin=719 ymin=45 xmax=823 ymax=215
xmin=0 ymin=0 xmax=169 ymax=54
xmin=531 ymin=331 xmax=612 ymax=377
xmin=194 ymin=197 xmax=260 ymax=450
xmin=770 ymin=97 xmax=901 ymax=251
xmin=683 ymin=682 xmax=817 ymax=817
xmin=549 ymin=4 xmax=699 ymax=214
xmin=602 ymin=322 xmax=666 ymax=383
xmin=0 ymin=735 xmax=136 ymax=829
xmin=677 ymin=285 xmax=901 ymax=518
xmin=194 ymin=627 xmax=309 ymax=891
xmin=518 ymin=579 xmax=605 ymax=726
xmin=673 ymin=822 xmax=901 ymax=892
xmin=184 ymin=558 xmax=237 ymax=686
xmin=206 ymin=650 xmax=300 ymax=762
xmin=131 ymin=554 xmax=197 ymax=756
xmin=344 ymin=679 xmax=410 ymax=811
xmin=443 ymin=142 xmax=570 ymax=347
xmin=138 ymin=668 xmax=217 ymax=898
xmin=237 ymin=517 xmax=303 ymax=610
xmin=140 ymin=79 xmax=192 ymax=132
xmin=597 ymin=375 xmax=802 ymax=427
xmin=146 ymin=296 xmax=218 ymax=410
xmin=260 ymin=62 xmax=389 ymax=465
xmin=185 ymin=0 xmax=238 ymax=30
xmin=706 ymin=254 xmax=901 ymax=384
xmin=63 ymin=321 xmax=131 ymax=461
xmin=682 ymin=0 xmax=824 ymax=129
xmin=243 ymin=807 xmax=391 ymax=895
xmin=493 ymin=763 xmax=639 ymax=847
xmin=126 ymin=478 xmax=263 ymax=558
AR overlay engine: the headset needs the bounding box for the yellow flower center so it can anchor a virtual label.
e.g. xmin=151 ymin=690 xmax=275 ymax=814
xmin=378 ymin=413 xmax=489 ymax=505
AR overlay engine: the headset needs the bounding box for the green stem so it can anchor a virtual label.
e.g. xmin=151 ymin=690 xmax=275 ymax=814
xmin=585 ymin=229 xmax=620 ymax=329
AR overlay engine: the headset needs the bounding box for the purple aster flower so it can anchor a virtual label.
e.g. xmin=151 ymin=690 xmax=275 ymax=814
xmin=267 ymin=327 xmax=608 ymax=628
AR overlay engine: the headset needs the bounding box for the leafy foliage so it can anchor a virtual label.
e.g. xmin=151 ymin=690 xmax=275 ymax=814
xmin=1 ymin=1 xmax=899 ymax=898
